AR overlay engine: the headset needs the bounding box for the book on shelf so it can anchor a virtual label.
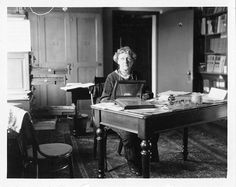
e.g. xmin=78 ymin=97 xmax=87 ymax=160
xmin=203 ymin=7 xmax=215 ymax=16
xmin=204 ymin=13 xmax=227 ymax=35
xmin=201 ymin=17 xmax=206 ymax=35
xmin=206 ymin=55 xmax=226 ymax=73
xmin=206 ymin=55 xmax=215 ymax=72
xmin=209 ymin=38 xmax=227 ymax=53
xmin=217 ymin=14 xmax=227 ymax=34
xmin=213 ymin=55 xmax=226 ymax=73
xmin=203 ymin=7 xmax=226 ymax=16
xmin=213 ymin=7 xmax=224 ymax=14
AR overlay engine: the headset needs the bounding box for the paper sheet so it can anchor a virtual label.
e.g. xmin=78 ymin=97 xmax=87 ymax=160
xmin=91 ymin=102 xmax=123 ymax=111
xmin=60 ymin=82 xmax=94 ymax=91
xmin=202 ymin=87 xmax=227 ymax=103
xmin=207 ymin=87 xmax=227 ymax=100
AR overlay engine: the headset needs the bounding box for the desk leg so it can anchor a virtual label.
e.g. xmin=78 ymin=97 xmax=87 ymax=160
xmin=96 ymin=126 xmax=105 ymax=178
xmin=72 ymin=115 xmax=77 ymax=136
xmin=183 ymin=127 xmax=188 ymax=161
xmin=72 ymin=102 xmax=78 ymax=136
xmin=141 ymin=140 xmax=150 ymax=178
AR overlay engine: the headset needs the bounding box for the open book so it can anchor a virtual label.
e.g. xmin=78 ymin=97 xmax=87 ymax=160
xmin=115 ymin=97 xmax=155 ymax=109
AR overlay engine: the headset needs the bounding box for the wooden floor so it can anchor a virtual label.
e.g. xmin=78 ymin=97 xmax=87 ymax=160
xmin=7 ymin=117 xmax=227 ymax=178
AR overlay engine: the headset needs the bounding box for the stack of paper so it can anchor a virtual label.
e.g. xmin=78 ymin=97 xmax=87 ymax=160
xmin=202 ymin=87 xmax=227 ymax=103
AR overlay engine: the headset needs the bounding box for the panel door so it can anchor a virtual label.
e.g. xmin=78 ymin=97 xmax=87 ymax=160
xmin=29 ymin=11 xmax=103 ymax=109
xmin=69 ymin=13 xmax=103 ymax=113
xmin=158 ymin=9 xmax=194 ymax=92
xmin=69 ymin=13 xmax=103 ymax=83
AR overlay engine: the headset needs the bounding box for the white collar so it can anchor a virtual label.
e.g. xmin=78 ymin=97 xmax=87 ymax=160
xmin=115 ymin=69 xmax=131 ymax=80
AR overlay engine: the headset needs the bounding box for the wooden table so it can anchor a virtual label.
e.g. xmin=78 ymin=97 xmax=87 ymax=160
xmin=61 ymin=83 xmax=94 ymax=136
xmin=91 ymin=102 xmax=227 ymax=178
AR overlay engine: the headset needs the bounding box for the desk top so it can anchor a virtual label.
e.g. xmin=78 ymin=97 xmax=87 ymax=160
xmin=91 ymin=100 xmax=227 ymax=119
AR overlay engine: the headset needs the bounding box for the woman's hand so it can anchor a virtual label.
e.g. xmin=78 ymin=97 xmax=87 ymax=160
xmin=142 ymin=92 xmax=154 ymax=100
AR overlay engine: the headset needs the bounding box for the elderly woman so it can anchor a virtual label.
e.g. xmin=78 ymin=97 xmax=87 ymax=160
xmin=100 ymin=46 xmax=157 ymax=176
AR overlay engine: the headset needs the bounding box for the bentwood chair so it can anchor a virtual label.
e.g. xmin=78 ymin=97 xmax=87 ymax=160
xmin=17 ymin=113 xmax=74 ymax=178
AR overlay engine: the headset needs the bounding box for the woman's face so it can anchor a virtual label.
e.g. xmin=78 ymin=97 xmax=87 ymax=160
xmin=117 ymin=53 xmax=134 ymax=72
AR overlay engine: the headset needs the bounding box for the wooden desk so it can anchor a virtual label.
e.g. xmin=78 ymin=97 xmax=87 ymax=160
xmin=91 ymin=102 xmax=227 ymax=178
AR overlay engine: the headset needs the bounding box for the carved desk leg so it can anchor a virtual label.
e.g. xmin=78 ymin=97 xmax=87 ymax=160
xmin=182 ymin=127 xmax=189 ymax=161
xmin=96 ymin=127 xmax=105 ymax=178
xmin=141 ymin=139 xmax=150 ymax=178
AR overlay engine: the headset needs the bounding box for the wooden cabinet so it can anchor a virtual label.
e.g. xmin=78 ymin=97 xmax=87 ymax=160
xmin=7 ymin=10 xmax=32 ymax=111
xmin=198 ymin=7 xmax=227 ymax=93
xmin=7 ymin=52 xmax=32 ymax=111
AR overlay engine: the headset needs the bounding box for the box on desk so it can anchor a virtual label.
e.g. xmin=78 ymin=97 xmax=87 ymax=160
xmin=112 ymin=80 xmax=155 ymax=109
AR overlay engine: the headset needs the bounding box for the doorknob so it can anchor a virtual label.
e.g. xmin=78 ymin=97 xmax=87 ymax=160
xmin=186 ymin=70 xmax=191 ymax=81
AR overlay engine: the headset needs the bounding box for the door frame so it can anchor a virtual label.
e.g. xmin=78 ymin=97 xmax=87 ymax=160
xmin=112 ymin=10 xmax=158 ymax=96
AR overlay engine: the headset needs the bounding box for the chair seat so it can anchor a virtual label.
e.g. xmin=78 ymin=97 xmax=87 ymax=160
xmin=27 ymin=143 xmax=73 ymax=159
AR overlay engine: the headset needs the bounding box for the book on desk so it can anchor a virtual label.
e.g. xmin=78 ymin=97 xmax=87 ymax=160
xmin=115 ymin=97 xmax=155 ymax=109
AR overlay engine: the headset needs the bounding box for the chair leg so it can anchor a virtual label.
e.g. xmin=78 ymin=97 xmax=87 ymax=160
xmin=117 ymin=138 xmax=123 ymax=155
xmin=150 ymin=133 xmax=160 ymax=162
xmin=35 ymin=163 xmax=39 ymax=178
xmin=68 ymin=155 xmax=74 ymax=178
xmin=104 ymin=129 xmax=108 ymax=172
xmin=93 ymin=131 xmax=97 ymax=159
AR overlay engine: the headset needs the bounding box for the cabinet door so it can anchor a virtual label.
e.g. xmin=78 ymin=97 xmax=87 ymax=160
xmin=158 ymin=9 xmax=194 ymax=92
xmin=29 ymin=12 xmax=103 ymax=108
xmin=7 ymin=52 xmax=30 ymax=99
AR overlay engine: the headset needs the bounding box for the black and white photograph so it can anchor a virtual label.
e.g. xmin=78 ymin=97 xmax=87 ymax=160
xmin=1 ymin=0 xmax=236 ymax=187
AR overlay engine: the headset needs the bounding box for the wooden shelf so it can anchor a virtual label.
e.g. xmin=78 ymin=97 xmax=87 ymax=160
xmin=204 ymin=52 xmax=227 ymax=55
xmin=199 ymin=71 xmax=227 ymax=76
xmin=202 ymin=11 xmax=227 ymax=18
xmin=198 ymin=7 xmax=227 ymax=93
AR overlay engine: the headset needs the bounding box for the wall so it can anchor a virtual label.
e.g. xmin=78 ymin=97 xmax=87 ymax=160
xmin=102 ymin=8 xmax=113 ymax=76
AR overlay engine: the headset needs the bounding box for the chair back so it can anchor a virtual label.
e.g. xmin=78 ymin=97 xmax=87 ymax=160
xmin=90 ymin=76 xmax=106 ymax=105
xmin=16 ymin=113 xmax=39 ymax=168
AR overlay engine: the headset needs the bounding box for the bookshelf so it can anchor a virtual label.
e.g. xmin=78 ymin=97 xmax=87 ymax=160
xmin=199 ymin=7 xmax=227 ymax=93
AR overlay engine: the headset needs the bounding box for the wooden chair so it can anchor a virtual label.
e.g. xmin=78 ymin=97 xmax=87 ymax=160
xmin=17 ymin=113 xmax=74 ymax=178
xmin=89 ymin=77 xmax=123 ymax=161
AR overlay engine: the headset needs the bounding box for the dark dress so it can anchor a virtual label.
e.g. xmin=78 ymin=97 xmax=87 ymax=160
xmin=100 ymin=70 xmax=158 ymax=167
